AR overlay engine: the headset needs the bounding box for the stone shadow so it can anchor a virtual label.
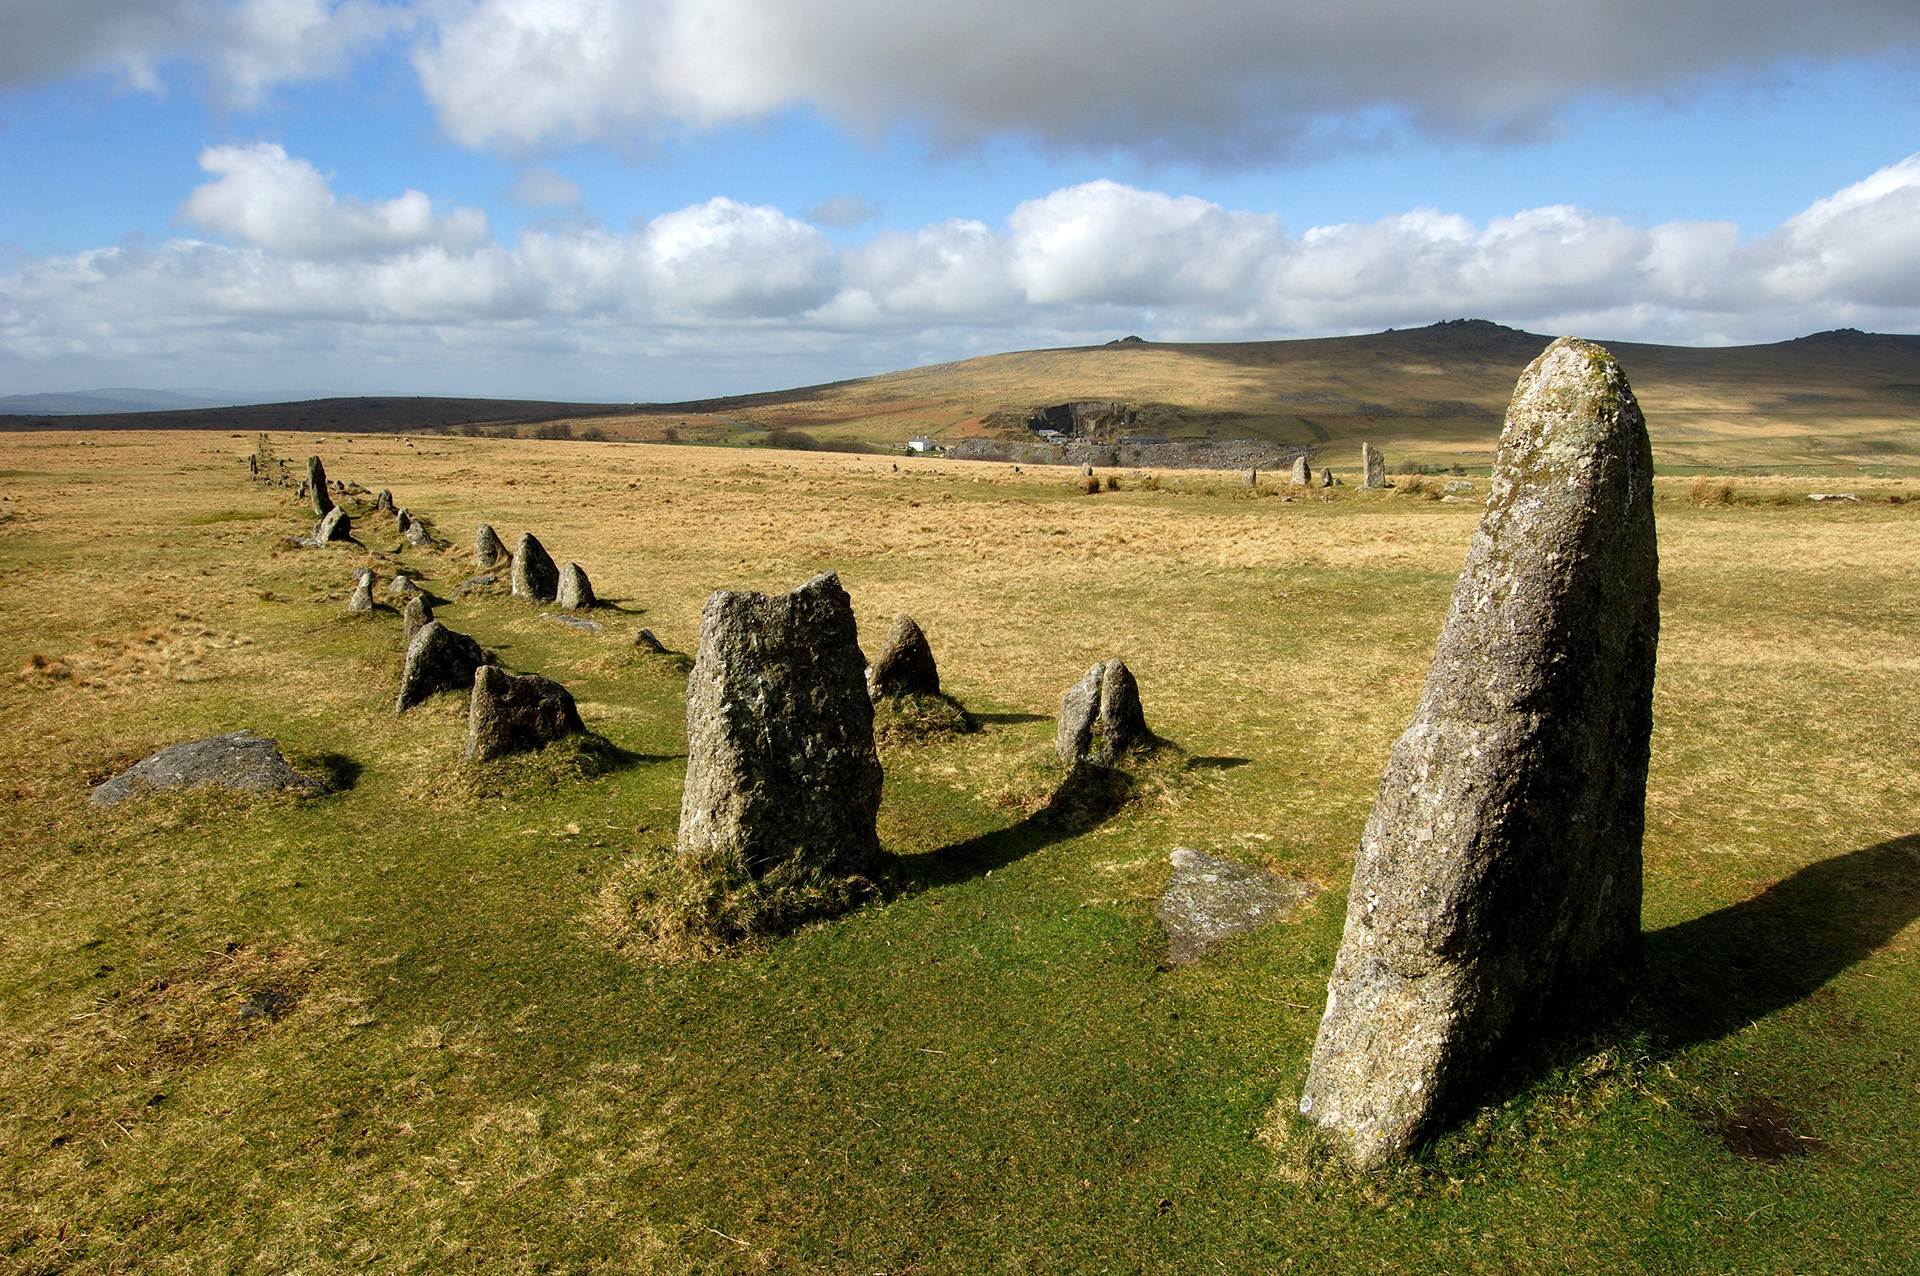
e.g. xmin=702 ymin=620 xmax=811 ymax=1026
xmin=891 ymin=764 xmax=1136 ymax=892
xmin=971 ymin=712 xmax=1051 ymax=726
xmin=1634 ymin=834 xmax=1920 ymax=1051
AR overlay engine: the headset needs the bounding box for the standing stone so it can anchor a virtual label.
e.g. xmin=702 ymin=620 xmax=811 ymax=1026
xmin=1291 ymin=455 xmax=1312 ymax=487
xmin=347 ymin=567 xmax=374 ymax=613
xmin=1055 ymin=658 xmax=1151 ymax=767
xmin=395 ymin=508 xmax=412 ymax=533
xmin=1082 ymin=464 xmax=1095 ymax=477
xmin=867 ymin=613 xmax=939 ymax=698
xmin=475 ymin=523 xmax=504 ymax=567
xmin=307 ymin=456 xmax=333 ymax=516
xmin=556 ymin=562 xmax=595 ymax=610
xmin=376 ymin=489 xmax=395 ymax=514
xmin=248 ymin=455 xmax=259 ymax=479
xmin=1242 ymin=468 xmax=1258 ymax=486
xmin=1361 ymin=443 xmax=1386 ymax=489
xmin=465 ymin=666 xmax=585 ymax=761
xmin=677 ymin=572 xmax=882 ymax=878
xmin=1321 ymin=467 xmax=1336 ymax=488
xmin=634 ymin=628 xmax=667 ymax=653
xmin=1300 ymin=337 xmax=1660 ymax=1170
xmin=402 ymin=594 xmax=434 ymax=645
xmin=396 ymin=621 xmax=486 ymax=712
xmin=386 ymin=573 xmax=418 ymax=596
xmin=405 ymin=518 xmax=434 ymax=547
xmin=511 ymin=533 xmax=559 ymax=602
xmin=315 ymin=507 xmax=351 ymax=542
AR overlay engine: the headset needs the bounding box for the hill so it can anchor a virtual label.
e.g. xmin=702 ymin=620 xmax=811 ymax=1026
xmin=0 ymin=395 xmax=640 ymax=436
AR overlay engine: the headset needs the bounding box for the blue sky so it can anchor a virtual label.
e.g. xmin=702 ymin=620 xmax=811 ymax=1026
xmin=2 ymin=1 xmax=1919 ymax=401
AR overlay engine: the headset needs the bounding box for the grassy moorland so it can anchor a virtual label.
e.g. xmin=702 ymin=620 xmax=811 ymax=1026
xmin=0 ymin=429 xmax=1915 ymax=1274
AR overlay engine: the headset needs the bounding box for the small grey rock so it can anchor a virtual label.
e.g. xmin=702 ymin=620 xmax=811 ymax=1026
xmin=541 ymin=613 xmax=601 ymax=633
xmin=634 ymin=628 xmax=667 ymax=653
xmin=386 ymin=574 xmax=418 ymax=596
xmin=475 ymin=523 xmax=505 ymax=566
xmin=347 ymin=568 xmax=374 ymax=613
xmin=1056 ymin=659 xmax=1151 ymax=767
xmin=402 ymin=594 xmax=434 ymax=645
xmin=1155 ymin=847 xmax=1315 ymax=966
xmin=315 ymin=507 xmax=351 ymax=542
xmin=1291 ymin=455 xmax=1311 ymax=486
xmin=452 ymin=573 xmax=498 ymax=599
xmin=867 ymin=613 xmax=939 ymax=698
xmin=396 ymin=621 xmax=485 ymax=712
xmin=375 ymin=489 xmax=395 ymax=514
xmin=405 ymin=519 xmax=434 ymax=546
xmin=556 ymin=562 xmax=595 ymax=610
xmin=1444 ymin=479 xmax=1476 ymax=493
xmin=511 ymin=533 xmax=559 ymax=602
xmin=395 ymin=508 xmax=412 ymax=533
xmin=1320 ymin=467 xmax=1335 ymax=488
xmin=465 ymin=665 xmax=585 ymax=761
xmin=91 ymin=732 xmax=323 ymax=805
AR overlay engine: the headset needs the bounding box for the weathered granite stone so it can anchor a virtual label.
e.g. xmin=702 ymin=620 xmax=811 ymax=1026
xmin=475 ymin=523 xmax=504 ymax=567
xmin=307 ymin=456 xmax=333 ymax=516
xmin=405 ymin=518 xmax=434 ymax=547
xmin=1055 ymin=658 xmax=1151 ymax=767
xmin=1242 ymin=468 xmax=1259 ymax=486
xmin=1055 ymin=664 xmax=1104 ymax=767
xmin=556 ymin=562 xmax=595 ymax=610
xmin=386 ymin=573 xmax=418 ymax=596
xmin=452 ymin=573 xmax=499 ymax=599
xmin=1155 ymin=848 xmax=1315 ymax=966
xmin=511 ymin=533 xmax=559 ymax=602
xmin=677 ymin=571 xmax=882 ymax=877
xmin=395 ymin=508 xmax=412 ymax=533
xmin=465 ymin=665 xmax=585 ymax=761
xmin=634 ymin=627 xmax=667 ymax=653
xmin=395 ymin=620 xmax=486 ymax=712
xmin=1300 ymin=336 xmax=1660 ymax=1170
xmin=1444 ymin=479 xmax=1476 ymax=493
xmin=402 ymin=594 xmax=433 ymax=644
xmin=347 ymin=568 xmax=374 ymax=613
xmin=1291 ymin=456 xmax=1312 ymax=486
xmin=541 ymin=613 xmax=600 ymax=632
xmin=376 ymin=489 xmax=395 ymax=513
xmin=91 ymin=732 xmax=323 ymax=805
xmin=1361 ymin=443 xmax=1386 ymax=489
xmin=867 ymin=613 xmax=939 ymax=698
xmin=1321 ymin=467 xmax=1335 ymax=488
xmin=315 ymin=507 xmax=351 ymax=542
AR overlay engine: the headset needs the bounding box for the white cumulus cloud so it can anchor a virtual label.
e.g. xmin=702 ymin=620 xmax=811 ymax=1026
xmin=7 ymin=147 xmax=1920 ymax=398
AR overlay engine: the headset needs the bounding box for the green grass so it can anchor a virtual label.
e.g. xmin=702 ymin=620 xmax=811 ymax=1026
xmin=0 ymin=437 xmax=1916 ymax=1273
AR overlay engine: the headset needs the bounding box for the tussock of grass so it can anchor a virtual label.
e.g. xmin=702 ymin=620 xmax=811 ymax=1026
xmin=405 ymin=729 xmax=627 ymax=804
xmin=871 ymin=689 xmax=977 ymax=744
xmin=591 ymin=842 xmax=880 ymax=962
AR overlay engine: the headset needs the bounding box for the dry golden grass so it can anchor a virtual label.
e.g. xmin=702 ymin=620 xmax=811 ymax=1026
xmin=2 ymin=428 xmax=1918 ymax=1272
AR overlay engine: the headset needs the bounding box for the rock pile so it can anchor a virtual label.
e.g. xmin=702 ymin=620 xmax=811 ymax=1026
xmin=1300 ymin=337 xmax=1660 ymax=1170
xmin=867 ymin=614 xmax=939 ymax=698
xmin=677 ymin=572 xmax=883 ymax=878
xmin=1056 ymin=658 xmax=1150 ymax=767
xmin=465 ymin=666 xmax=584 ymax=761
xmin=91 ymin=732 xmax=324 ymax=805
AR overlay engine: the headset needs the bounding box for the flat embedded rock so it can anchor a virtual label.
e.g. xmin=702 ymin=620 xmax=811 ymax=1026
xmin=396 ymin=620 xmax=486 ymax=712
xmin=1301 ymin=336 xmax=1660 ymax=1170
xmin=1155 ymin=848 xmax=1315 ymax=966
xmin=541 ymin=612 xmax=600 ymax=632
xmin=91 ymin=732 xmax=323 ymax=806
xmin=465 ymin=665 xmax=584 ymax=761
xmin=677 ymin=571 xmax=882 ymax=878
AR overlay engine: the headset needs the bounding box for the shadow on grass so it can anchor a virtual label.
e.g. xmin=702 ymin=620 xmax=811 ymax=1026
xmin=1431 ymin=835 xmax=1920 ymax=1158
xmin=1185 ymin=756 xmax=1250 ymax=770
xmin=890 ymin=764 xmax=1136 ymax=892
xmin=972 ymin=712 xmax=1052 ymax=726
xmin=1636 ymin=834 xmax=1920 ymax=1051
xmin=305 ymin=752 xmax=362 ymax=792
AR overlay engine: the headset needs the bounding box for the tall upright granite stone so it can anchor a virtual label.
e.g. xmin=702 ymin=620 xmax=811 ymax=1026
xmin=1361 ymin=443 xmax=1386 ymax=489
xmin=677 ymin=572 xmax=882 ymax=878
xmin=867 ymin=613 xmax=939 ymax=698
xmin=1300 ymin=337 xmax=1659 ymax=1169
xmin=402 ymin=594 xmax=434 ymax=644
xmin=1321 ymin=467 xmax=1335 ymax=488
xmin=511 ymin=533 xmax=559 ymax=602
xmin=307 ymin=456 xmax=333 ymax=517
xmin=1291 ymin=455 xmax=1312 ymax=487
xmin=475 ymin=523 xmax=504 ymax=567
